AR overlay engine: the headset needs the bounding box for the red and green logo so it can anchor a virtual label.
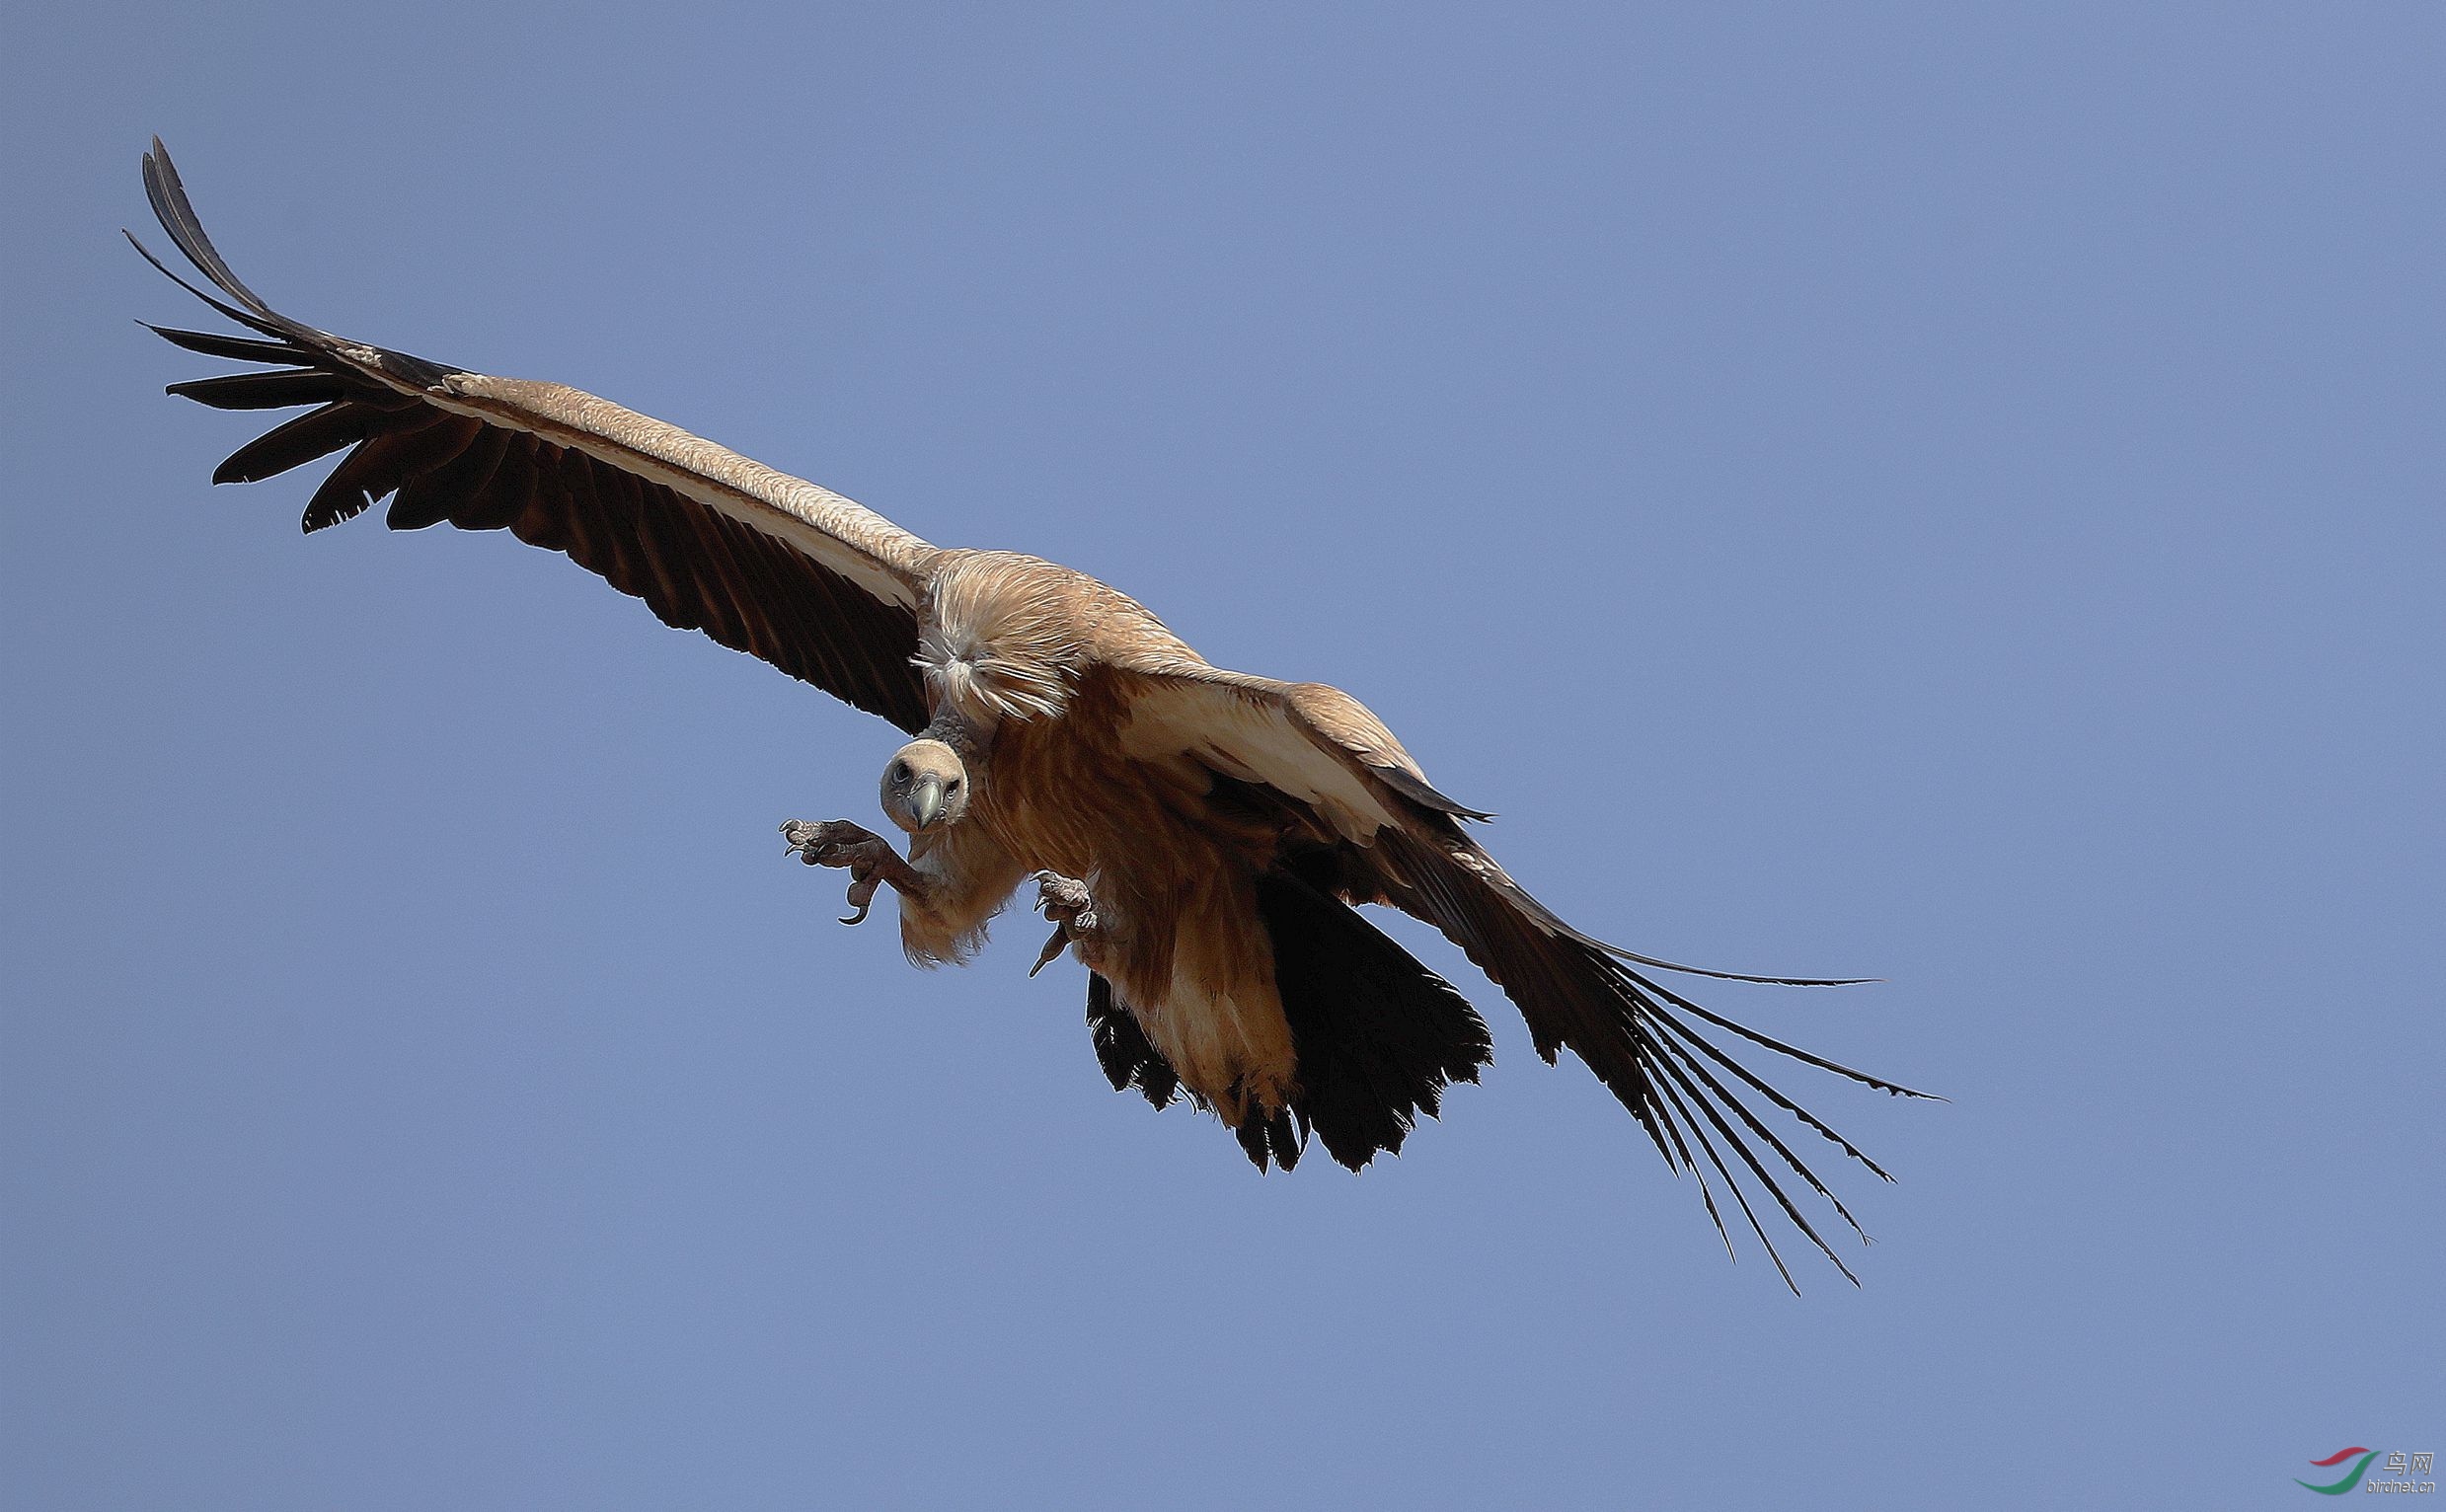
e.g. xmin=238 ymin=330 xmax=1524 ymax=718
xmin=2297 ymin=1447 xmax=2378 ymax=1495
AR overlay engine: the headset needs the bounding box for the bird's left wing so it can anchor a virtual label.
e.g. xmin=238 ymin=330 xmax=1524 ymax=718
xmin=133 ymin=139 xmax=936 ymax=732
xmin=1106 ymin=649 xmax=1934 ymax=1291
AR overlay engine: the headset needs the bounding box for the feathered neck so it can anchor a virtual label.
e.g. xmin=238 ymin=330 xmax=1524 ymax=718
xmin=914 ymin=553 xmax=1084 ymax=722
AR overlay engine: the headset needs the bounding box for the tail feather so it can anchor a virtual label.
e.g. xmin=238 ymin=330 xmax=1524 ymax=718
xmin=1256 ymin=871 xmax=1491 ymax=1172
xmin=1078 ymin=874 xmax=1493 ymax=1174
xmin=1084 ymin=973 xmax=1180 ymax=1110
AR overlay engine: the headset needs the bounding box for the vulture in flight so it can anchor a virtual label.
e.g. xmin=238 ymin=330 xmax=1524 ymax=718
xmin=132 ymin=140 xmax=1930 ymax=1289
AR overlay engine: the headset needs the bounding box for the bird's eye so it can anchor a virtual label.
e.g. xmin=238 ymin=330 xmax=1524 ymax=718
xmin=946 ymin=778 xmax=961 ymax=794
xmin=890 ymin=762 xmax=911 ymax=784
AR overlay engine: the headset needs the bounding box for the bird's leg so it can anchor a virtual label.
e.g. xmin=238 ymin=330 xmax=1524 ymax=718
xmin=1030 ymin=871 xmax=1108 ymax=976
xmin=780 ymin=819 xmax=927 ymax=926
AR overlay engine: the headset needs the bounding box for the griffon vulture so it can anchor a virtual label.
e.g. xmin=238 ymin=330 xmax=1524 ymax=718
xmin=132 ymin=140 xmax=1930 ymax=1289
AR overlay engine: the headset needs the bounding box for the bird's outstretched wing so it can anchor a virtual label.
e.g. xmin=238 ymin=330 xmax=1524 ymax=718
xmin=1108 ymin=650 xmax=1935 ymax=1292
xmin=132 ymin=139 xmax=937 ymax=732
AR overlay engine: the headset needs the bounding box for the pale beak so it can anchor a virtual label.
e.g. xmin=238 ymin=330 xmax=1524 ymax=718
xmin=909 ymin=773 xmax=947 ymax=830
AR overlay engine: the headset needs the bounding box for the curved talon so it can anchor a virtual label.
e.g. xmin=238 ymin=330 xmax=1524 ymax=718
xmin=1029 ymin=922 xmax=1070 ymax=977
xmin=1030 ymin=872 xmax=1104 ymax=975
xmin=840 ymin=871 xmax=880 ymax=926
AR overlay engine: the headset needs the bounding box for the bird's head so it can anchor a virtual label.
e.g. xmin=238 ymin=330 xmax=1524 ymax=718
xmin=879 ymin=738 xmax=971 ymax=835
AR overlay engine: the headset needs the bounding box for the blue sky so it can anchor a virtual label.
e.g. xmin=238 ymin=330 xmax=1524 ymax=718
xmin=5 ymin=4 xmax=2440 ymax=1507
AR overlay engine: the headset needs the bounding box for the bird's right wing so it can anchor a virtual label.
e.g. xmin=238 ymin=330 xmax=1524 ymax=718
xmin=135 ymin=138 xmax=937 ymax=732
xmin=1106 ymin=649 xmax=1935 ymax=1291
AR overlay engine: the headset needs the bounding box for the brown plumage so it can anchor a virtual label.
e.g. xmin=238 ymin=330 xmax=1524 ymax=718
xmin=133 ymin=139 xmax=1933 ymax=1289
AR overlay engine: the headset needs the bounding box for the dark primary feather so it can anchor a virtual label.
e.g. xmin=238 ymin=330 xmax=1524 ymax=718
xmin=142 ymin=138 xmax=286 ymax=324
xmin=305 ymin=415 xmax=471 ymax=533
xmin=165 ymin=368 xmax=349 ymax=411
xmin=135 ymin=139 xmax=933 ymax=734
xmin=144 ymin=323 xmax=315 ymax=365
xmin=210 ymin=402 xmax=386 ymax=486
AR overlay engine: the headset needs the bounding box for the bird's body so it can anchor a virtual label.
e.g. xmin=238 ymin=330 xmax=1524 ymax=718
xmin=133 ymin=140 xmax=1931 ymax=1288
xmin=891 ymin=547 xmax=1312 ymax=1122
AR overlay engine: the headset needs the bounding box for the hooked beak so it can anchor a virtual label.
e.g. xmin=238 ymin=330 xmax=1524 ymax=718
xmin=908 ymin=773 xmax=947 ymax=830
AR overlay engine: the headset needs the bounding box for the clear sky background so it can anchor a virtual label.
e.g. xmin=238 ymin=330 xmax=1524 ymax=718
xmin=5 ymin=5 xmax=2440 ymax=1507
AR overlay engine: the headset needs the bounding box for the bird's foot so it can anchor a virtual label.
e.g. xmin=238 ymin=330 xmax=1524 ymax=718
xmin=1030 ymin=871 xmax=1107 ymax=976
xmin=781 ymin=818 xmax=914 ymax=926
